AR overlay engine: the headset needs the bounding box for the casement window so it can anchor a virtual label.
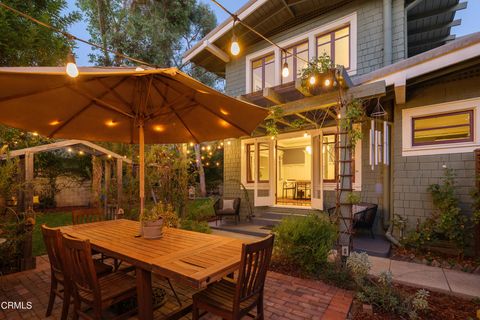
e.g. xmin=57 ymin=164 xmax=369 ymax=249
xmin=251 ymin=53 xmax=275 ymax=92
xmin=412 ymin=110 xmax=474 ymax=146
xmin=281 ymin=42 xmax=309 ymax=84
xmin=322 ymin=134 xmax=355 ymax=183
xmin=246 ymin=143 xmax=255 ymax=183
xmin=316 ymin=26 xmax=350 ymax=69
xmin=257 ymin=143 xmax=270 ymax=182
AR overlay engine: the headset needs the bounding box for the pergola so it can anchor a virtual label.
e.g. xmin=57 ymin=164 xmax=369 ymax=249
xmin=6 ymin=139 xmax=132 ymax=211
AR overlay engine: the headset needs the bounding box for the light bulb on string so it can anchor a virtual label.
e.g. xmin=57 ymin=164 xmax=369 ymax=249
xmin=66 ymin=49 xmax=79 ymax=78
xmin=324 ymin=78 xmax=331 ymax=87
xmin=230 ymin=19 xmax=240 ymax=56
xmin=282 ymin=61 xmax=289 ymax=78
xmin=309 ymin=75 xmax=316 ymax=85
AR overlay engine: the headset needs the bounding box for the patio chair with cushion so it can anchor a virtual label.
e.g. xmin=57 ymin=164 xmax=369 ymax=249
xmin=41 ymin=225 xmax=112 ymax=320
xmin=214 ymin=198 xmax=241 ymax=225
xmin=192 ymin=234 xmax=275 ymax=320
xmin=61 ymin=233 xmax=137 ymax=320
xmin=353 ymin=203 xmax=378 ymax=239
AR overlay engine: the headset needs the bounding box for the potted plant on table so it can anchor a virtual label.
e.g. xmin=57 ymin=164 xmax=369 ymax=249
xmin=142 ymin=204 xmax=165 ymax=239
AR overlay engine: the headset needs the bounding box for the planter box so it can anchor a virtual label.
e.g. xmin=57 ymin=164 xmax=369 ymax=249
xmin=142 ymin=219 xmax=164 ymax=239
xmin=423 ymin=240 xmax=462 ymax=256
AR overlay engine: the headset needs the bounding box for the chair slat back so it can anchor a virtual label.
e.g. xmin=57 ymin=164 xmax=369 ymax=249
xmin=234 ymin=235 xmax=274 ymax=309
xmin=61 ymin=234 xmax=100 ymax=300
xmin=41 ymin=224 xmax=65 ymax=280
xmin=72 ymin=208 xmax=104 ymax=225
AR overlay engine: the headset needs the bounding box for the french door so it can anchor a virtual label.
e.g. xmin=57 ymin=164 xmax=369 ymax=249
xmin=254 ymin=138 xmax=275 ymax=206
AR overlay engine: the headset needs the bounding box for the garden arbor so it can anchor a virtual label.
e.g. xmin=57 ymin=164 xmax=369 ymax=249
xmin=6 ymin=139 xmax=132 ymax=211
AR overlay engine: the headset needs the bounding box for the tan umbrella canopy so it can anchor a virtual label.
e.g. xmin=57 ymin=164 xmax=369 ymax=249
xmin=0 ymin=66 xmax=268 ymax=219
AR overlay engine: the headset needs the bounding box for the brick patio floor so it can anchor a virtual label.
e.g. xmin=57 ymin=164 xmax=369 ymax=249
xmin=0 ymin=256 xmax=353 ymax=320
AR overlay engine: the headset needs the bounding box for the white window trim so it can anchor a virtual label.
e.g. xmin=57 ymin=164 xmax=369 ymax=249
xmin=402 ymin=97 xmax=480 ymax=157
xmin=240 ymin=126 xmax=362 ymax=191
xmin=245 ymin=12 xmax=357 ymax=94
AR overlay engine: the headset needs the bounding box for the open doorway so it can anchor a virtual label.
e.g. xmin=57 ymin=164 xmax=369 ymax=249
xmin=276 ymin=135 xmax=312 ymax=206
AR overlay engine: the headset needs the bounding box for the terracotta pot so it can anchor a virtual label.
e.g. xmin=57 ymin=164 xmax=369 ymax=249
xmin=142 ymin=218 xmax=164 ymax=239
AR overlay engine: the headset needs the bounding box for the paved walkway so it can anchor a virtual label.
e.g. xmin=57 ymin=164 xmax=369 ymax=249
xmin=369 ymin=256 xmax=480 ymax=298
xmin=0 ymin=256 xmax=353 ymax=320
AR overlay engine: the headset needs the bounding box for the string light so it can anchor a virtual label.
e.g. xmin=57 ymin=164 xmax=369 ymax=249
xmin=324 ymin=79 xmax=331 ymax=87
xmin=282 ymin=57 xmax=289 ymax=78
xmin=230 ymin=19 xmax=240 ymax=56
xmin=309 ymin=76 xmax=316 ymax=85
xmin=66 ymin=49 xmax=79 ymax=78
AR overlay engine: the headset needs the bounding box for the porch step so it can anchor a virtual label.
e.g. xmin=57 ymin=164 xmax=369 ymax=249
xmin=258 ymin=211 xmax=308 ymax=220
xmin=251 ymin=217 xmax=283 ymax=227
xmin=210 ymin=224 xmax=270 ymax=238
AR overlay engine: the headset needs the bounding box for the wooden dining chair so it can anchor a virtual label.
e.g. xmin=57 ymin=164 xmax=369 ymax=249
xmin=192 ymin=234 xmax=275 ymax=320
xmin=61 ymin=233 xmax=137 ymax=320
xmin=72 ymin=208 xmax=105 ymax=225
xmin=41 ymin=225 xmax=113 ymax=320
xmin=72 ymin=208 xmax=125 ymax=270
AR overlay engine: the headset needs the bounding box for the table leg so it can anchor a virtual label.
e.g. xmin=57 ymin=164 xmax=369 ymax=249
xmin=136 ymin=267 xmax=153 ymax=320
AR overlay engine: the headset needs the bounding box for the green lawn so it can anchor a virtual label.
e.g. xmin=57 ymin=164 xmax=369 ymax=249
xmin=32 ymin=212 xmax=72 ymax=257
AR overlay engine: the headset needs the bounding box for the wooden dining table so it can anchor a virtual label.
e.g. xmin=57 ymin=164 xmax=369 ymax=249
xmin=60 ymin=219 xmax=247 ymax=320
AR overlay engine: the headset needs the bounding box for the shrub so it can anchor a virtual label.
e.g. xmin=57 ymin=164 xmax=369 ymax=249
xmin=180 ymin=219 xmax=211 ymax=233
xmin=406 ymin=168 xmax=468 ymax=250
xmin=273 ymin=214 xmax=337 ymax=274
xmin=186 ymin=198 xmax=215 ymax=221
xmin=347 ymin=254 xmax=429 ymax=319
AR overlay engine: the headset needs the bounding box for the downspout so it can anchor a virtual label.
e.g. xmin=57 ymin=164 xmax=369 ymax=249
xmin=383 ymin=0 xmax=393 ymax=66
xmin=385 ymin=111 xmax=400 ymax=246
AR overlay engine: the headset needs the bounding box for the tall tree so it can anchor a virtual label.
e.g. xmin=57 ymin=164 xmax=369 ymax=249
xmin=79 ymin=0 xmax=222 ymax=196
xmin=0 ymin=0 xmax=80 ymax=66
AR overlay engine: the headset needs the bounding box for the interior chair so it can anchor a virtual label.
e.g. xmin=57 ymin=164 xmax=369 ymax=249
xmin=41 ymin=225 xmax=112 ymax=320
xmin=192 ymin=234 xmax=275 ymax=320
xmin=282 ymin=179 xmax=297 ymax=201
xmin=214 ymin=198 xmax=241 ymax=225
xmin=61 ymin=233 xmax=137 ymax=320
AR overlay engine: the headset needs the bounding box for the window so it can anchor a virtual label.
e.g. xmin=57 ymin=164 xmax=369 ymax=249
xmin=252 ymin=54 xmax=275 ymax=92
xmin=317 ymin=26 xmax=350 ymax=69
xmin=412 ymin=110 xmax=473 ymax=146
xmin=258 ymin=143 xmax=270 ymax=182
xmin=281 ymin=42 xmax=309 ymax=84
xmin=322 ymin=134 xmax=355 ymax=183
xmin=246 ymin=143 xmax=255 ymax=183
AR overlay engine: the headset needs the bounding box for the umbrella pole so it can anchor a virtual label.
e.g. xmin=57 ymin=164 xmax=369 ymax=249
xmin=139 ymin=123 xmax=145 ymax=234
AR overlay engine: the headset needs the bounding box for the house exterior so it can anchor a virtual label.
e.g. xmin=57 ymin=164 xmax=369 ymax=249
xmin=183 ymin=0 xmax=480 ymax=234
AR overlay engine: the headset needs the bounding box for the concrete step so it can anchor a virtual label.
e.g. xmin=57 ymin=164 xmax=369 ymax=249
xmin=353 ymin=234 xmax=391 ymax=258
xmin=258 ymin=211 xmax=308 ymax=220
xmin=251 ymin=217 xmax=282 ymax=227
xmin=210 ymin=225 xmax=270 ymax=238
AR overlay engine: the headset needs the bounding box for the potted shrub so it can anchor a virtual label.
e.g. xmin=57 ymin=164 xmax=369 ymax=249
xmin=142 ymin=204 xmax=165 ymax=239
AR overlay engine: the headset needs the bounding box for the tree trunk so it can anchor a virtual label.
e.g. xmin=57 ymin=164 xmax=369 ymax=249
xmin=194 ymin=144 xmax=206 ymax=197
xmin=91 ymin=156 xmax=103 ymax=208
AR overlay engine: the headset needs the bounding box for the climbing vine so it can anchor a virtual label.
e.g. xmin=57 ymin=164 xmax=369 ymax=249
xmin=339 ymin=98 xmax=365 ymax=148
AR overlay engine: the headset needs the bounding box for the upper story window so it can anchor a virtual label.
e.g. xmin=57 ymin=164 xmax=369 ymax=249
xmin=317 ymin=26 xmax=350 ymax=69
xmin=252 ymin=53 xmax=275 ymax=92
xmin=281 ymin=42 xmax=309 ymax=84
xmin=412 ymin=110 xmax=473 ymax=146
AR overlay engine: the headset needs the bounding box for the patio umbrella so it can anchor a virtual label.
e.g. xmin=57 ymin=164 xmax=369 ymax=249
xmin=0 ymin=66 xmax=268 ymax=220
